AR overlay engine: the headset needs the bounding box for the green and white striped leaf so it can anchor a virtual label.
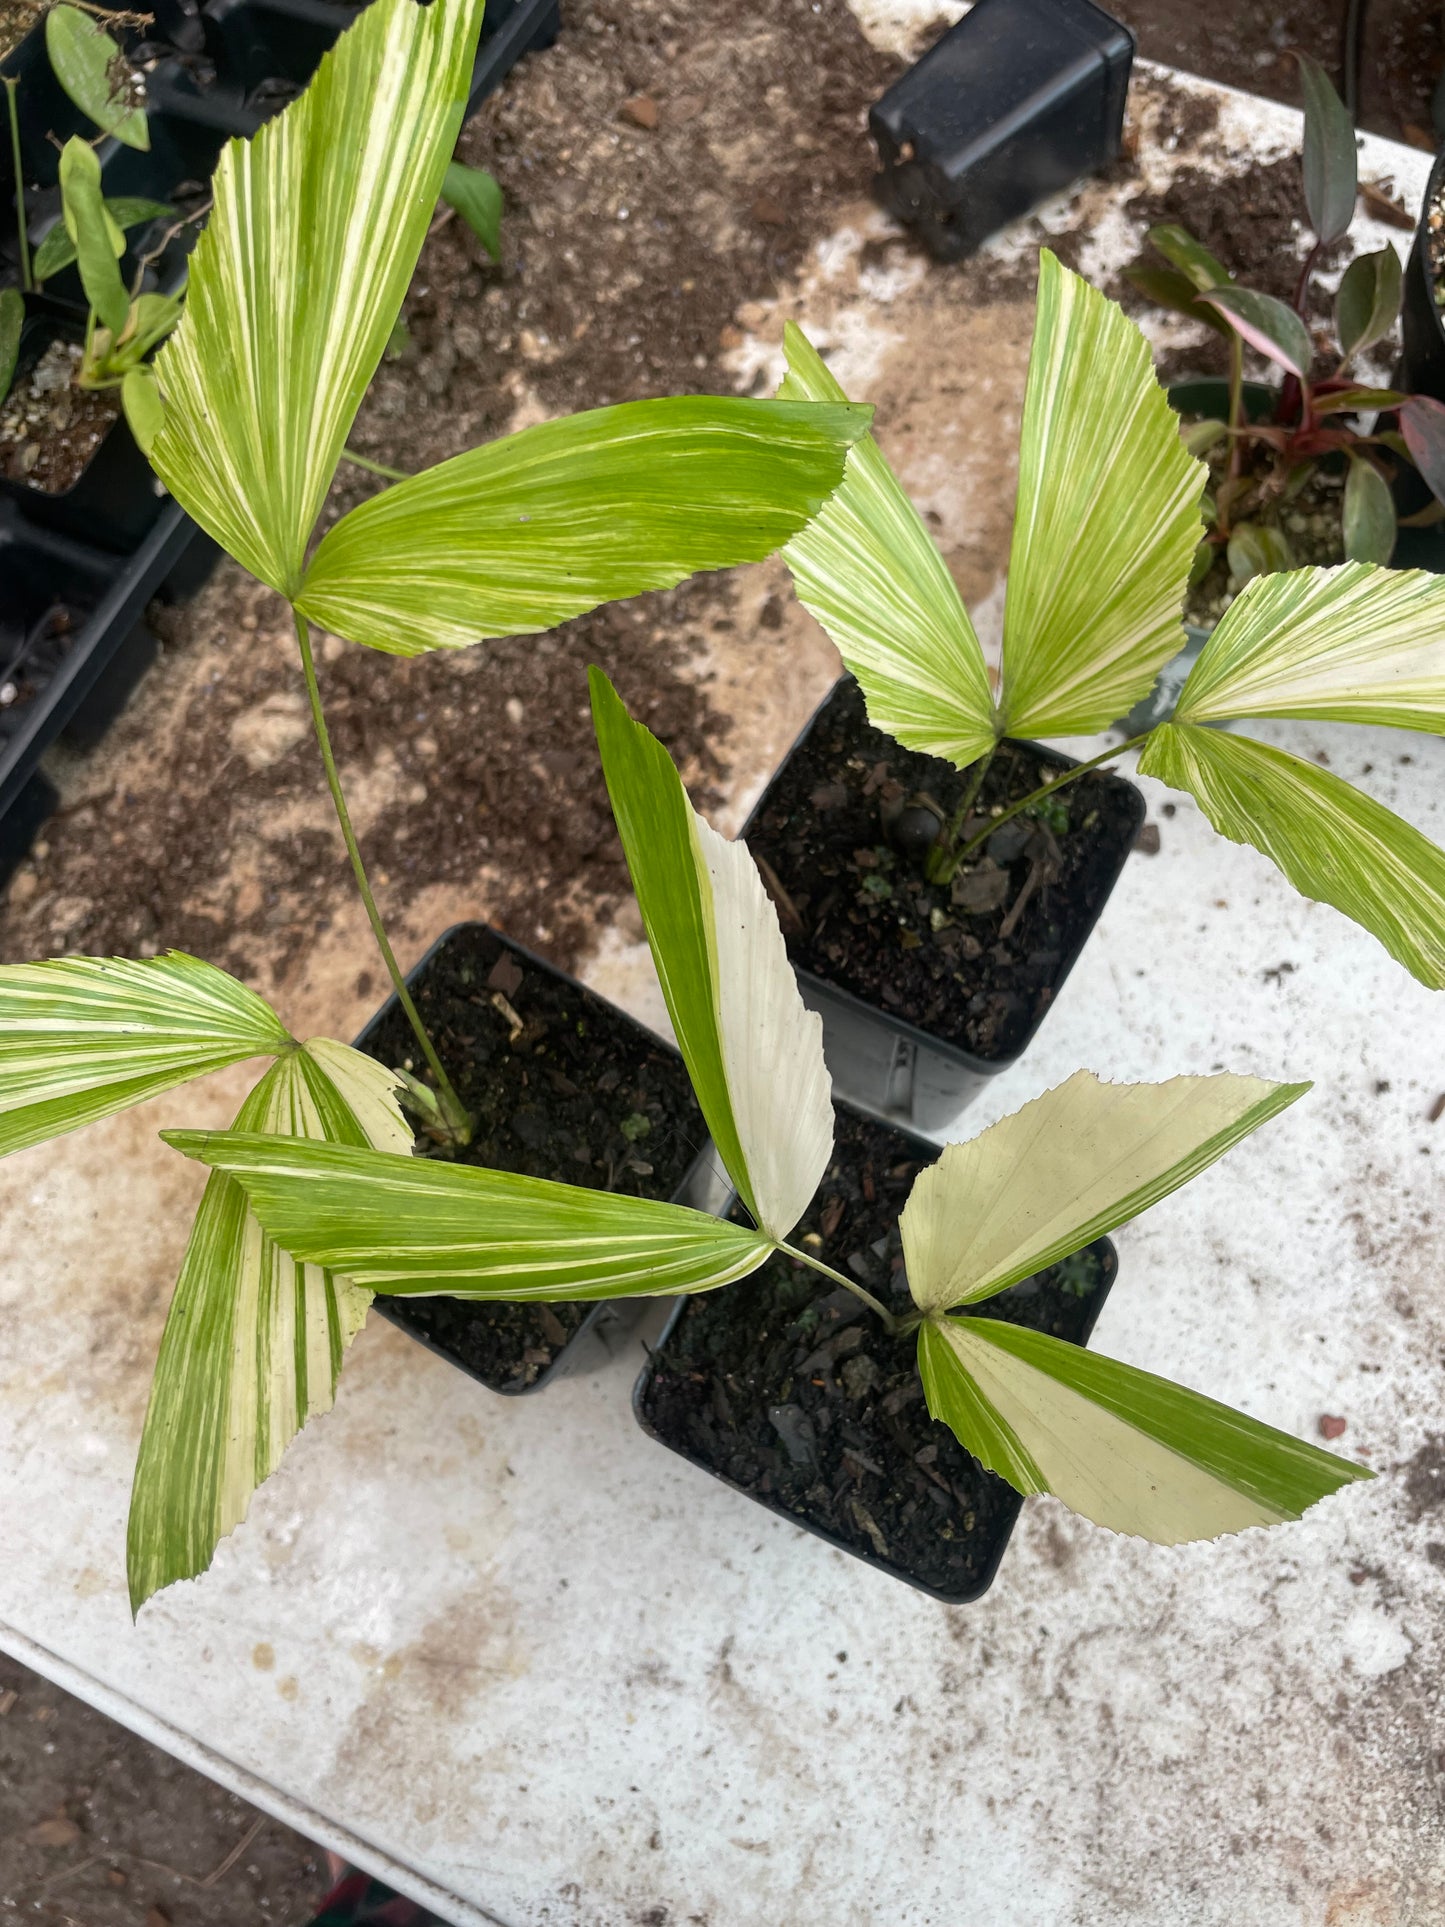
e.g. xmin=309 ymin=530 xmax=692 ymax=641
xmin=590 ymin=668 xmax=832 ymax=1239
xmin=917 ymin=1316 xmax=1371 ymax=1543
xmin=774 ymin=322 xmax=996 ymax=767
xmin=903 ymin=1071 xmax=1306 ymax=1314
xmin=296 ymin=396 xmax=870 ymax=656
xmin=46 ymin=4 xmax=149 ymax=149
xmin=0 ymin=952 xmax=291 ymax=1160
xmin=1000 ymin=252 xmax=1207 ymax=737
xmin=150 ymin=0 xmax=484 ymax=596
xmin=1172 ymin=563 xmax=1445 ymax=732
xmin=1139 ymin=722 xmax=1445 ymax=987
xmin=128 ymin=1040 xmax=412 ymax=1612
xmin=160 ymin=1129 xmax=775 ymax=1301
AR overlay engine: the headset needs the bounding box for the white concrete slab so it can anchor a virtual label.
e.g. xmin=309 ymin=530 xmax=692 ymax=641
xmin=3 ymin=61 xmax=1443 ymax=1927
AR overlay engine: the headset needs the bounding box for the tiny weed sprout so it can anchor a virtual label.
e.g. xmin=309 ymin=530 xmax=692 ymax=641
xmin=1126 ymin=54 xmax=1444 ymax=595
xmin=170 ymin=669 xmax=1370 ymax=1553
xmin=0 ymin=0 xmax=869 ymax=1610
xmin=769 ymin=249 xmax=1445 ymax=990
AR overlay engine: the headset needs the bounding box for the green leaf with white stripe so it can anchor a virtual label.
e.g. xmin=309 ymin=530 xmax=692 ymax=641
xmin=917 ymin=1317 xmax=1371 ymax=1544
xmin=150 ymin=0 xmax=485 ymax=597
xmin=1172 ymin=563 xmax=1445 ymax=732
xmin=774 ymin=322 xmax=996 ymax=766
xmin=999 ymin=251 xmax=1207 ymax=737
xmin=296 ymin=396 xmax=872 ymax=656
xmin=903 ymin=1071 xmax=1308 ymax=1315
xmin=127 ymin=1039 xmax=412 ymax=1612
xmin=590 ymin=667 xmax=833 ymax=1239
xmin=0 ymin=952 xmax=292 ymax=1159
xmin=159 ymin=1130 xmax=775 ymax=1301
xmin=1139 ymin=723 xmax=1445 ymax=987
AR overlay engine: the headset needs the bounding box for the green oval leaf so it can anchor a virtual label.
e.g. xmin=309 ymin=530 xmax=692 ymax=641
xmin=1201 ymin=286 xmax=1314 ymax=380
xmin=45 ymin=4 xmax=149 ymax=149
xmin=1297 ymin=54 xmax=1356 ymax=246
xmin=1343 ymin=455 xmax=1396 ymax=564
xmin=1146 ymin=222 xmax=1232 ymax=292
xmin=1226 ymin=520 xmax=1294 ymax=587
xmin=1334 ymin=245 xmax=1402 ymax=361
xmin=440 ymin=159 xmax=502 ymax=260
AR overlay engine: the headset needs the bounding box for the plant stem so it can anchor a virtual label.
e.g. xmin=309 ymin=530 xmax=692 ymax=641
xmin=3 ymin=78 xmax=31 ymax=294
xmin=340 ymin=446 xmax=410 ymax=484
xmin=778 ymin=1241 xmax=912 ymax=1336
xmin=293 ymin=608 xmax=473 ymax=1144
xmin=1223 ymin=330 xmax=1245 ymax=513
xmin=927 ymin=742 xmax=998 ymax=882
xmin=950 ymin=734 xmax=1151 ymax=868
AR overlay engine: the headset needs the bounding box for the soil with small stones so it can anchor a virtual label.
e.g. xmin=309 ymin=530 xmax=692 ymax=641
xmin=0 ymin=339 xmax=120 ymax=495
xmin=1423 ymin=174 xmax=1445 ymax=314
xmin=743 ymin=680 xmax=1143 ymax=1063
xmin=1110 ymin=0 xmax=1443 ymax=150
xmin=0 ymin=0 xmax=39 ymax=65
xmin=359 ymin=924 xmax=706 ymax=1391
xmin=0 ymin=0 xmax=899 ymax=980
xmin=639 ymin=1105 xmax=1112 ymax=1599
xmin=1186 ymin=447 xmax=1348 ymax=627
xmin=0 ymin=1650 xmax=322 ymax=1927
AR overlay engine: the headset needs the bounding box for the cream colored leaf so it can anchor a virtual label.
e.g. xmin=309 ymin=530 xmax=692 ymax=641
xmin=776 ymin=322 xmax=996 ymax=766
xmin=150 ymin=0 xmax=484 ymax=595
xmin=903 ymin=1071 xmax=1307 ymax=1314
xmin=918 ymin=1316 xmax=1370 ymax=1544
xmin=1173 ymin=562 xmax=1445 ymax=732
xmin=126 ymin=1038 xmax=410 ymax=1611
xmin=1000 ymin=251 xmax=1207 ymax=736
xmin=590 ymin=669 xmax=833 ymax=1240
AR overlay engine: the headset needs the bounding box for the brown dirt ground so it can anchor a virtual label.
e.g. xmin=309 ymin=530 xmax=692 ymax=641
xmin=1114 ymin=0 xmax=1443 ymax=150
xmin=0 ymin=1649 xmax=324 ymax=1926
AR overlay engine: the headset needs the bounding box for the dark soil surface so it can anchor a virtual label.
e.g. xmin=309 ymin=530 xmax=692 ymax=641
xmin=1111 ymin=0 xmax=1443 ymax=150
xmin=358 ymin=923 xmax=707 ymax=1391
xmin=638 ymin=1105 xmax=1113 ymax=1600
xmin=0 ymin=1649 xmax=323 ymax=1927
xmin=0 ymin=339 xmax=121 ymax=496
xmin=0 ymin=0 xmax=39 ymax=66
xmin=744 ymin=679 xmax=1144 ymax=1063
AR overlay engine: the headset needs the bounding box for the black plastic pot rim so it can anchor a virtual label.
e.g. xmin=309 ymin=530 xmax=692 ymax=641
xmin=631 ymin=1106 xmax=1120 ymax=1604
xmin=743 ymin=674 xmax=1146 ymax=1082
xmin=352 ymin=918 xmax=720 ymax=1398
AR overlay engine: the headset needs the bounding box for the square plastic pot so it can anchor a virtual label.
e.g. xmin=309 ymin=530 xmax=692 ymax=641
xmin=634 ymin=1100 xmax=1118 ymax=1603
xmin=353 ymin=921 xmax=726 ymax=1396
xmin=741 ymin=677 xmax=1144 ymax=1134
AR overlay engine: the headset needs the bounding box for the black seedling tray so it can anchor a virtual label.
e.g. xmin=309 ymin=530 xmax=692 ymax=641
xmin=0 ymin=0 xmax=559 ymax=876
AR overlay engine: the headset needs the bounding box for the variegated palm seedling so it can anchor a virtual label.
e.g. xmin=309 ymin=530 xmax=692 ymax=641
xmin=0 ymin=0 xmax=870 ymax=1610
xmin=171 ymin=669 xmax=1370 ymax=1553
xmin=769 ymin=247 xmax=1445 ymax=989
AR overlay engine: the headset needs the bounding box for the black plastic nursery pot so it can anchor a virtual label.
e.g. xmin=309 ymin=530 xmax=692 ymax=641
xmin=871 ymin=0 xmax=1134 ymax=261
xmin=354 ymin=921 xmax=719 ymax=1396
xmin=0 ymin=501 xmax=208 ymax=883
xmin=741 ymin=677 xmax=1145 ymax=1130
xmin=635 ymin=1102 xmax=1117 ymax=1604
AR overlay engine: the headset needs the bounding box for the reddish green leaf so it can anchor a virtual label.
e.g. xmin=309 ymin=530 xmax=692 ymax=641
xmin=1201 ymin=287 xmax=1313 ymax=380
xmin=1298 ymin=54 xmax=1357 ymax=245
